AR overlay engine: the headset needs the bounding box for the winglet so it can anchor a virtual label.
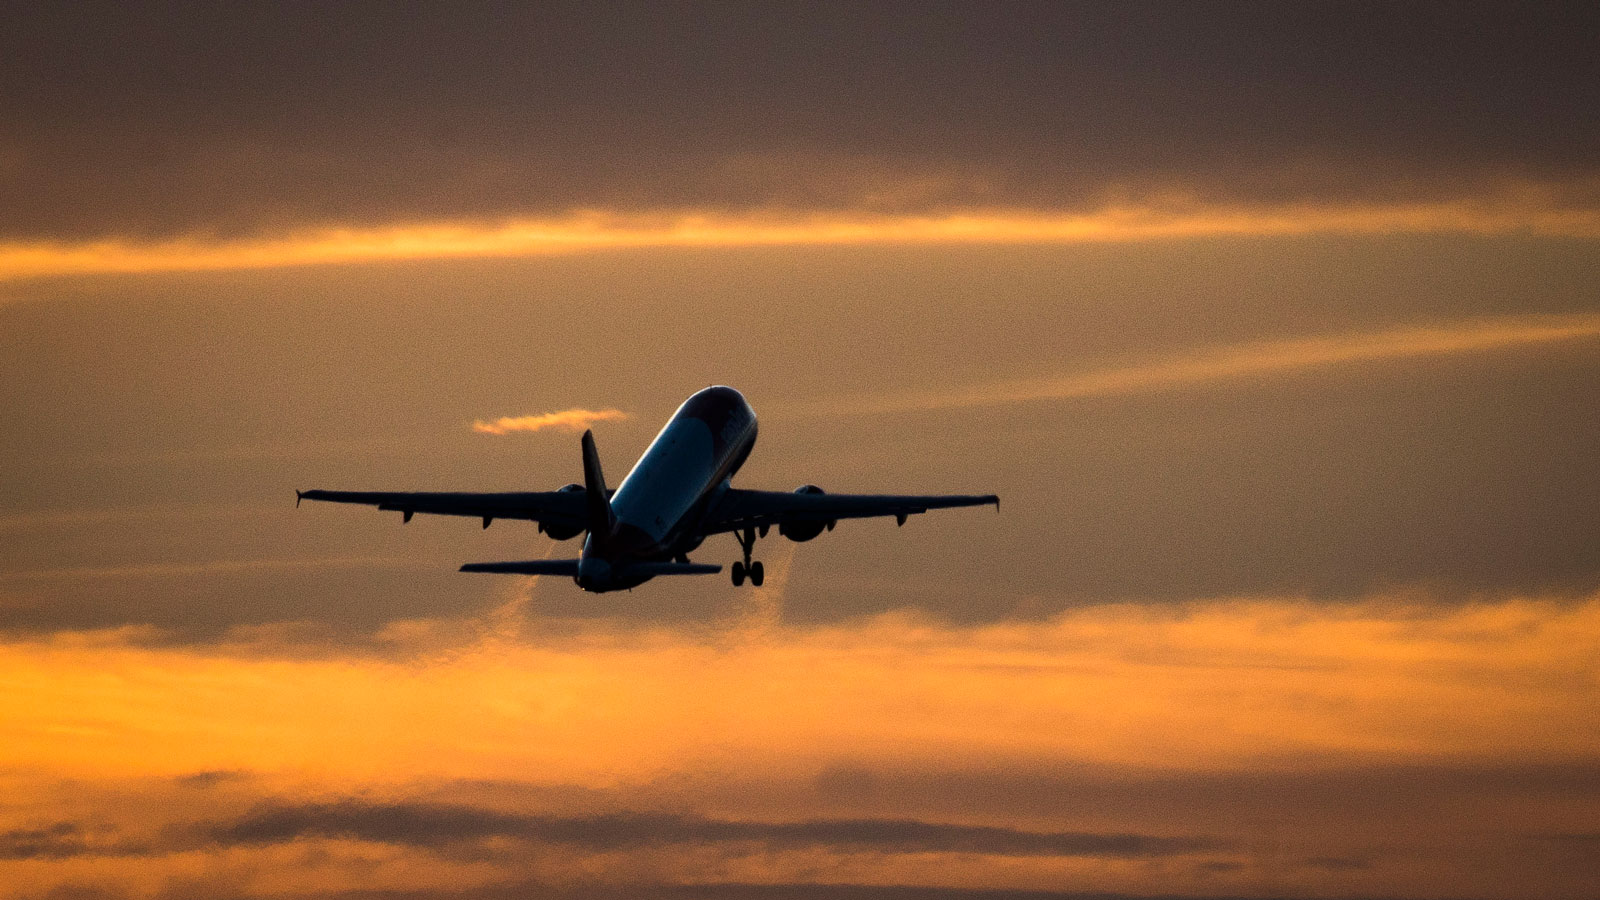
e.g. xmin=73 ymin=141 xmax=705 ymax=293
xmin=295 ymin=490 xmax=303 ymax=508
xmin=581 ymin=429 xmax=615 ymax=538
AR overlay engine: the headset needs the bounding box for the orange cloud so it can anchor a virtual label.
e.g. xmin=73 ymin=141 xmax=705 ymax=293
xmin=1 ymin=592 xmax=1595 ymax=785
xmin=804 ymin=313 xmax=1600 ymax=415
xmin=1 ymin=591 xmax=1598 ymax=897
xmin=2 ymin=195 xmax=1598 ymax=281
xmin=471 ymin=408 xmax=628 ymax=435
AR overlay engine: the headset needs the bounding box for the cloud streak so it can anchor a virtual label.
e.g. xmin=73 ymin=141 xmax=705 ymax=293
xmin=204 ymin=802 xmax=1217 ymax=859
xmin=472 ymin=408 xmax=628 ymax=436
xmin=4 ymin=198 xmax=1600 ymax=282
xmin=0 ymin=823 xmax=92 ymax=860
xmin=3 ymin=4 xmax=1597 ymax=245
xmin=805 ymin=313 xmax=1600 ymax=416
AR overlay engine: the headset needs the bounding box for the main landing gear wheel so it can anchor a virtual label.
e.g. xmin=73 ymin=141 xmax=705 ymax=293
xmin=733 ymin=527 xmax=763 ymax=587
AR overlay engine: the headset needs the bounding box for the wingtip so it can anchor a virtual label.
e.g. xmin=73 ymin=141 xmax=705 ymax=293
xmin=295 ymin=489 xmax=303 ymax=508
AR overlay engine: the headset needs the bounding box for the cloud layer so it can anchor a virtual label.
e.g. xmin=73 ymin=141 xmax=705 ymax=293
xmin=4 ymin=593 xmax=1597 ymax=782
xmin=2 ymin=3 xmax=1597 ymax=242
xmin=207 ymin=802 xmax=1218 ymax=859
xmin=7 ymin=199 xmax=1600 ymax=281
xmin=0 ymin=592 xmax=1597 ymax=897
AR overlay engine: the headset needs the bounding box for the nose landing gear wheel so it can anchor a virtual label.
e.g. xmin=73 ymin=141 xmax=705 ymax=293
xmin=749 ymin=560 xmax=764 ymax=587
xmin=731 ymin=561 xmax=746 ymax=586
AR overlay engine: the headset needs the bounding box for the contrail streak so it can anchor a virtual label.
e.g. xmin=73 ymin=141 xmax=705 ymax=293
xmin=802 ymin=313 xmax=1600 ymax=416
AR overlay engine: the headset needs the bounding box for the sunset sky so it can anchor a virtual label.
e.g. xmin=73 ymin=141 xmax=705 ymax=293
xmin=3 ymin=3 xmax=1599 ymax=899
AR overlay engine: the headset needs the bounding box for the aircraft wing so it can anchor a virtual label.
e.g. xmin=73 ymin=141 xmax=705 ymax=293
xmin=703 ymin=488 xmax=998 ymax=534
xmin=295 ymin=489 xmax=588 ymax=531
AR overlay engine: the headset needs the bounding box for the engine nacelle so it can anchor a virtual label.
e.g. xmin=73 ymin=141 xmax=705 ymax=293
xmin=540 ymin=483 xmax=586 ymax=540
xmin=779 ymin=484 xmax=829 ymax=542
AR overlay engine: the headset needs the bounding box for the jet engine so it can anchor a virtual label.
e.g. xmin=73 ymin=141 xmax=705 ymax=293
xmin=540 ymin=483 xmax=586 ymax=540
xmin=779 ymin=484 xmax=833 ymax=542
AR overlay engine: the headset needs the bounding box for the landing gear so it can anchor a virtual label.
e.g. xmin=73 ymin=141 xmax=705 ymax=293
xmin=732 ymin=527 xmax=764 ymax=587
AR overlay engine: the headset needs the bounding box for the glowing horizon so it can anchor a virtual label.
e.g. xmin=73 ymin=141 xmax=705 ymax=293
xmin=1 ymin=589 xmax=1595 ymax=897
xmin=4 ymin=589 xmax=1595 ymax=783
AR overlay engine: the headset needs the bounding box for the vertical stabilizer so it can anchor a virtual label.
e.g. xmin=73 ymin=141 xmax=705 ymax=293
xmin=581 ymin=429 xmax=615 ymax=537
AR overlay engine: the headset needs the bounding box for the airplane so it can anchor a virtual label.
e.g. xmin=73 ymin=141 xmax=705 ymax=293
xmin=297 ymin=386 xmax=998 ymax=593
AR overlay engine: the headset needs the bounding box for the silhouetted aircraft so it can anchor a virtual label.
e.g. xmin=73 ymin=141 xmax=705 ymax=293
xmin=298 ymin=386 xmax=997 ymax=592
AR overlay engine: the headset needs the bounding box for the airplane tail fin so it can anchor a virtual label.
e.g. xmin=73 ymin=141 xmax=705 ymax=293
xmin=581 ymin=429 xmax=615 ymax=538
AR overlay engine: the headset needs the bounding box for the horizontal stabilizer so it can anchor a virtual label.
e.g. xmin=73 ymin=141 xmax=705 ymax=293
xmin=459 ymin=559 xmax=581 ymax=576
xmin=624 ymin=561 xmax=723 ymax=577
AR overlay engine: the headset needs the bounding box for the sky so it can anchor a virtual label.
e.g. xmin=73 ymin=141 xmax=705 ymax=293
xmin=2 ymin=3 xmax=1598 ymax=899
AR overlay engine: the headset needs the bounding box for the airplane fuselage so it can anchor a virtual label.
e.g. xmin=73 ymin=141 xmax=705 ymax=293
xmin=579 ymin=386 xmax=757 ymax=591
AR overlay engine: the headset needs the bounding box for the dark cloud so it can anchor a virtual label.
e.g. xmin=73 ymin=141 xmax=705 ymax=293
xmin=798 ymin=759 xmax=1600 ymax=827
xmin=201 ymin=883 xmax=1376 ymax=900
xmin=0 ymin=823 xmax=150 ymax=861
xmin=201 ymin=801 xmax=1220 ymax=859
xmin=682 ymin=760 xmax=1600 ymax=896
xmin=18 ymin=886 xmax=132 ymax=900
xmin=1534 ymin=832 xmax=1600 ymax=844
xmin=36 ymin=879 xmax=1397 ymax=900
xmin=1302 ymin=856 xmax=1371 ymax=871
xmin=2 ymin=1 xmax=1597 ymax=239
xmin=170 ymin=770 xmax=248 ymax=790
xmin=8 ymin=763 xmax=1594 ymax=899
xmin=0 ymin=823 xmax=89 ymax=860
